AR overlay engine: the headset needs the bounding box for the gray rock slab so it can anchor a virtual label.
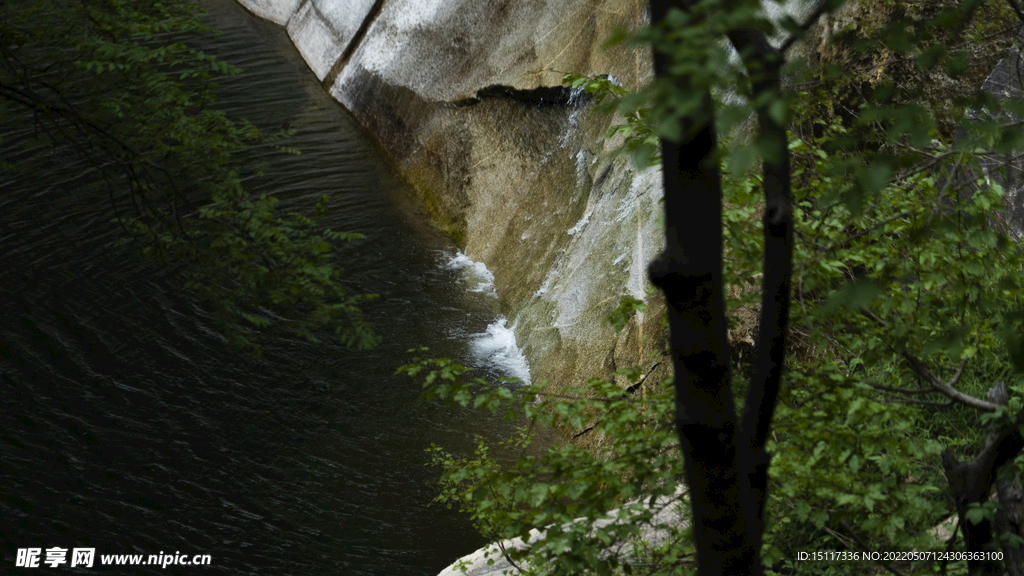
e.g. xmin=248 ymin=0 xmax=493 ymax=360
xmin=436 ymin=487 xmax=688 ymax=576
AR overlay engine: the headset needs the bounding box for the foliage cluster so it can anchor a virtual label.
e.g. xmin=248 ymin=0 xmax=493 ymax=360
xmin=805 ymin=0 xmax=1019 ymax=143
xmin=407 ymin=133 xmax=1024 ymax=575
xmin=726 ymin=104 xmax=1024 ymax=573
xmin=0 ymin=0 xmax=377 ymax=352
xmin=409 ymin=0 xmax=1024 ymax=574
xmin=400 ymin=354 xmax=689 ymax=576
xmin=564 ymin=72 xmax=662 ymax=168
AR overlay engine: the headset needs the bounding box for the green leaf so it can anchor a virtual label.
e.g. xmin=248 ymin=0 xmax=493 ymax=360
xmin=856 ymin=161 xmax=893 ymax=200
xmin=965 ymin=506 xmax=987 ymax=525
xmin=767 ymin=98 xmax=788 ymax=127
xmin=604 ymin=297 xmax=646 ymax=333
xmin=821 ymin=280 xmax=883 ymax=316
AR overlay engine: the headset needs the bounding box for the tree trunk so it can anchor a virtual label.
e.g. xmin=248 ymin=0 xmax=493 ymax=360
xmin=942 ymin=383 xmax=1024 ymax=576
xmin=647 ymin=4 xmax=755 ymax=570
xmin=996 ymin=474 xmax=1024 ymax=576
xmin=647 ymin=3 xmax=794 ymax=575
xmin=648 ymin=93 xmax=756 ymax=576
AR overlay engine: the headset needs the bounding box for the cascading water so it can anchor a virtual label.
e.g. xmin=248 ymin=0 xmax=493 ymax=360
xmin=441 ymin=250 xmax=532 ymax=386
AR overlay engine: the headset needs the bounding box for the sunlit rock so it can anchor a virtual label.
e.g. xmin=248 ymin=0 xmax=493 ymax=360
xmin=435 ymin=487 xmax=688 ymax=576
xmin=234 ymin=0 xmax=668 ymax=402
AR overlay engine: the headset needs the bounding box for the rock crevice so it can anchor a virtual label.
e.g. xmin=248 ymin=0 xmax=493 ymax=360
xmin=321 ymin=0 xmax=386 ymax=88
xmin=453 ymin=84 xmax=586 ymax=107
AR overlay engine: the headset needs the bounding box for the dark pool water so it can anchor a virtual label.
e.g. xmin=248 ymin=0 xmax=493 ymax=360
xmin=0 ymin=1 xmax=531 ymax=573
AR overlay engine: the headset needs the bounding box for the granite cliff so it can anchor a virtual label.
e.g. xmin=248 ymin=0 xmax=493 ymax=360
xmin=235 ymin=0 xmax=670 ymax=402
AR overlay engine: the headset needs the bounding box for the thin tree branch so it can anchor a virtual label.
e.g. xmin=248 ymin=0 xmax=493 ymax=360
xmin=856 ymin=308 xmax=999 ymax=411
xmin=726 ymin=26 xmax=793 ymax=555
xmin=901 ymin=352 xmax=999 ymax=412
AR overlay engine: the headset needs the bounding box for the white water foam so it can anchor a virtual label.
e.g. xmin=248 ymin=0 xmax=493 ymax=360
xmin=470 ymin=316 xmax=531 ymax=386
xmin=560 ymin=86 xmax=587 ymax=148
xmin=441 ymin=251 xmax=531 ymax=385
xmin=442 ymin=250 xmax=497 ymax=298
xmin=575 ymin=149 xmax=587 ymax=186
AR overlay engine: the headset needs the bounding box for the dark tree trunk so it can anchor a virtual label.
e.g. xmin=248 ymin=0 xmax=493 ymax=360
xmin=942 ymin=383 xmax=1024 ymax=576
xmin=647 ymin=2 xmax=793 ymax=575
xmin=944 ymin=448 xmax=1005 ymax=576
xmin=996 ymin=474 xmax=1024 ymax=576
xmin=725 ymin=27 xmax=793 ymax=538
xmin=646 ymin=78 xmax=753 ymax=576
xmin=647 ymin=6 xmax=754 ymax=575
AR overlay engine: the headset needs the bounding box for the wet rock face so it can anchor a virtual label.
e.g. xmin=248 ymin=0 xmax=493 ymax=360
xmin=976 ymin=29 xmax=1024 ymax=235
xmin=235 ymin=0 xmax=668 ymax=394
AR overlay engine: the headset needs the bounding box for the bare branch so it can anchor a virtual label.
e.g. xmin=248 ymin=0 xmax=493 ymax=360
xmin=902 ymin=352 xmax=999 ymax=412
xmin=855 ymin=309 xmax=997 ymax=411
xmin=626 ymin=357 xmax=669 ymax=394
xmin=495 ymin=535 xmax=526 ymax=574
